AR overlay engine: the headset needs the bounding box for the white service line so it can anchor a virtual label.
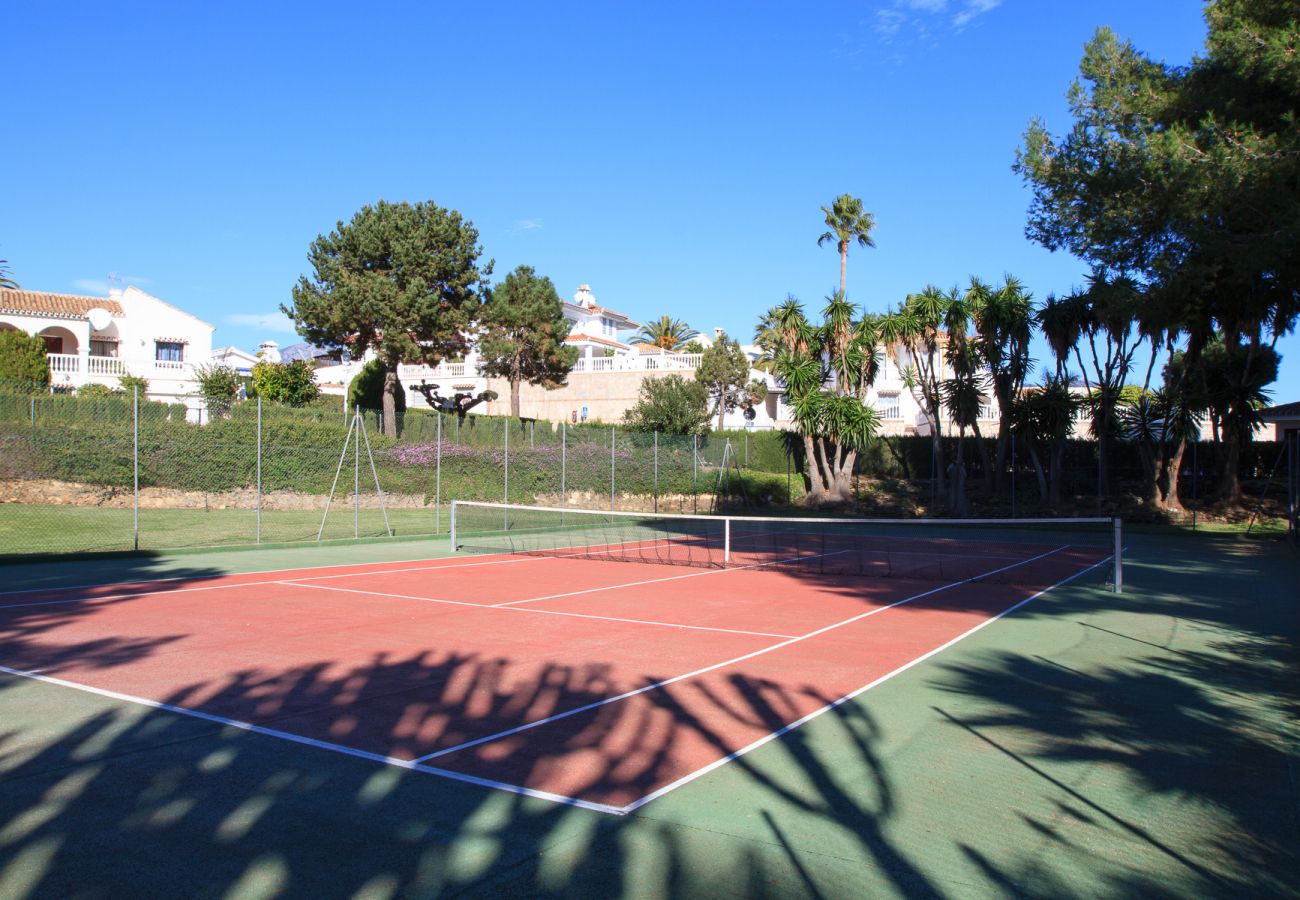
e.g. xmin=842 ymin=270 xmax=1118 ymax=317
xmin=0 ymin=663 xmax=624 ymax=816
xmin=410 ymin=545 xmax=1070 ymax=763
xmin=617 ymin=551 xmax=1115 ymax=814
xmin=488 ymin=549 xmax=857 ymax=608
xmin=283 ymin=581 xmax=797 ymax=639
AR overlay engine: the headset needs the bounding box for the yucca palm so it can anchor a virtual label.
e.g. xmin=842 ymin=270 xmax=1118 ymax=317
xmin=633 ymin=316 xmax=698 ymax=351
xmin=760 ymin=293 xmax=881 ymax=505
xmin=970 ymin=275 xmax=1034 ymax=490
xmin=817 ymin=194 xmax=876 ymax=296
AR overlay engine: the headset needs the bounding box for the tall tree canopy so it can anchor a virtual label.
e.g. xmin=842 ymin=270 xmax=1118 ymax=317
xmin=284 ymin=200 xmax=490 ymax=436
xmin=695 ymin=334 xmax=765 ymax=431
xmin=477 ymin=265 xmax=577 ymax=417
xmin=633 ymin=316 xmax=699 ymax=351
xmin=817 ymin=194 xmax=876 ymax=297
xmin=1016 ymin=3 xmax=1296 ymax=501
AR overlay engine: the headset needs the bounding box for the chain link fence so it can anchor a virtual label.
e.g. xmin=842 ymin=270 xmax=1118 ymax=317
xmin=0 ymin=386 xmax=791 ymax=558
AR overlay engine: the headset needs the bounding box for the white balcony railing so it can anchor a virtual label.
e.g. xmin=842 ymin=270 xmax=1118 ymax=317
xmin=46 ymin=354 xmax=193 ymax=381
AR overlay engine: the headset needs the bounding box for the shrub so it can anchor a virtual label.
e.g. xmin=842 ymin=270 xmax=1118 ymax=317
xmin=348 ymin=358 xmax=404 ymax=413
xmin=251 ymin=359 xmax=320 ymax=406
xmin=194 ymin=362 xmax=242 ymax=415
xmin=0 ymin=330 xmax=49 ymax=389
xmin=624 ymin=375 xmax=711 ymax=435
xmin=119 ymin=374 xmax=150 ymax=395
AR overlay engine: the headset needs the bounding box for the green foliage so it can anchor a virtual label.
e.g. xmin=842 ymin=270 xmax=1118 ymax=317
xmin=194 ymin=362 xmax=243 ymax=414
xmin=681 ymin=340 xmax=705 ymax=354
xmin=285 ymin=199 xmax=490 ymax=431
xmin=349 ymin=358 xmax=405 ymax=413
xmin=633 ymin=316 xmax=698 ymax=350
xmin=477 ymin=265 xmax=577 ymax=415
xmin=695 ymin=334 xmax=764 ymax=430
xmin=250 ymin=359 xmax=319 ymax=406
xmin=817 ymin=193 xmax=877 ymax=295
xmin=1015 ymin=8 xmax=1300 ymax=351
xmin=624 ymin=374 xmax=712 ymax=435
xmin=0 ymin=329 xmax=48 ymax=388
xmin=118 ymin=374 xmax=150 ymax=395
xmin=758 ymin=295 xmax=879 ymax=504
xmin=76 ymin=384 xmax=116 ymax=400
xmin=0 ymin=258 xmax=17 ymax=290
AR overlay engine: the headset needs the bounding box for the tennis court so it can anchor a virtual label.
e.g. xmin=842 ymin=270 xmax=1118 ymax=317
xmin=0 ymin=503 xmax=1118 ymax=815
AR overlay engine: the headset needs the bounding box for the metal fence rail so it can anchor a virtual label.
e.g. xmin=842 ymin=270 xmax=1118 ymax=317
xmin=0 ymin=391 xmax=768 ymax=558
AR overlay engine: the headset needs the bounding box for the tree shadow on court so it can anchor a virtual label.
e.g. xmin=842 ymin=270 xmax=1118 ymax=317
xmin=1 ymin=533 xmax=1293 ymax=897
xmin=0 ymin=635 xmax=951 ymax=897
xmin=921 ymin=535 xmax=1299 ymax=898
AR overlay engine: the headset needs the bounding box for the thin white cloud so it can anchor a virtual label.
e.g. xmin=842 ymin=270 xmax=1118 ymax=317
xmin=512 ymin=218 xmax=544 ymax=233
xmin=953 ymin=0 xmax=1001 ymax=28
xmin=72 ymin=274 xmax=153 ymax=294
xmin=225 ymin=312 xmax=299 ymax=334
xmin=873 ymin=0 xmax=1001 ymax=40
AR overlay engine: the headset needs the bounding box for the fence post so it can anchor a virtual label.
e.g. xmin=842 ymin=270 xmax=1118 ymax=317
xmin=256 ymin=396 xmax=262 ymax=544
xmin=693 ymin=434 xmax=698 ymax=515
xmin=133 ymin=386 xmax=139 ymax=551
xmin=30 ymin=396 xmax=34 ymax=425
xmin=1010 ymin=432 xmax=1016 ymax=519
xmin=435 ymin=413 xmax=442 ymax=533
xmin=653 ymin=431 xmax=659 ymax=513
xmin=1112 ymin=517 xmax=1123 ymax=594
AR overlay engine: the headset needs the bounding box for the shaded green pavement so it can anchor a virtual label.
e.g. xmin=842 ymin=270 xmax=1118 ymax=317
xmin=0 ymin=534 xmax=1295 ymax=897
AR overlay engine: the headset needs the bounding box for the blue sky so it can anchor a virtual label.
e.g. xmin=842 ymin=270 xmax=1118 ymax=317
xmin=5 ymin=1 xmax=1296 ymax=399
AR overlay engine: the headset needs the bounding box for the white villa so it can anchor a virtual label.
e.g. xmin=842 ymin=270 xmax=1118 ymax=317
xmin=0 ymin=286 xmax=214 ymax=408
xmin=303 ymin=282 xmax=998 ymax=433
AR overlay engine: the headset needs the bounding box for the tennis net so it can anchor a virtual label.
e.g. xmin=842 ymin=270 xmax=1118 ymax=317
xmin=449 ymin=501 xmax=1123 ymax=591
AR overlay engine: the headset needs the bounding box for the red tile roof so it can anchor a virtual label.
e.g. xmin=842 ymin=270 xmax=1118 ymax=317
xmin=565 ymin=332 xmax=628 ymax=347
xmin=0 ymin=289 xmax=124 ymax=320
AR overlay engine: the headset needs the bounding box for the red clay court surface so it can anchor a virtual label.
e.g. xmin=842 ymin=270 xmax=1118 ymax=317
xmin=0 ymin=541 xmax=1112 ymax=815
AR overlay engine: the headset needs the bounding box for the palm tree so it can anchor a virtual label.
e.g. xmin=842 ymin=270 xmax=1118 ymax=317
xmin=0 ymin=259 xmax=18 ymax=290
xmin=633 ymin=316 xmax=698 ymax=351
xmin=817 ymin=194 xmax=876 ymax=297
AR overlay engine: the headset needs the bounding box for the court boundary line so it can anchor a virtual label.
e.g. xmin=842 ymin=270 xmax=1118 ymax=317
xmin=410 ymin=545 xmax=1070 ymax=764
xmin=0 ymin=551 xmax=574 ymax=611
xmin=617 ymin=551 xmax=1116 ymax=814
xmin=0 ymin=663 xmax=625 ymax=815
xmin=0 ymin=546 xmax=1111 ymax=818
xmin=282 ymin=581 xmax=798 ymax=640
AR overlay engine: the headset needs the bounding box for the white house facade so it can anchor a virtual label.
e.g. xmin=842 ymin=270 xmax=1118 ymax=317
xmin=0 ymin=286 xmax=215 ymax=407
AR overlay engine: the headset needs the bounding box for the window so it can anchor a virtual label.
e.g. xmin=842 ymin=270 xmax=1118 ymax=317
xmin=90 ymin=340 xmax=117 ymax=358
xmin=876 ymin=393 xmax=901 ymax=419
xmin=155 ymin=341 xmax=184 ymax=362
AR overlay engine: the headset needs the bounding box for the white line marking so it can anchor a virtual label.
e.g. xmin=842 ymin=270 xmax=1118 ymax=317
xmin=0 ymin=663 xmax=625 ymax=816
xmin=0 ymin=552 xmax=561 ymax=611
xmin=616 ymin=552 xmax=1115 ymax=814
xmin=284 ymin=581 xmax=797 ymax=640
xmin=410 ymin=545 xmax=1070 ymax=763
xmin=487 ymin=549 xmax=856 ymax=609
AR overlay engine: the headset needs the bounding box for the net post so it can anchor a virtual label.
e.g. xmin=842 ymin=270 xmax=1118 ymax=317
xmin=435 ymin=412 xmax=442 ymax=533
xmin=449 ymin=500 xmax=457 ymax=551
xmin=1112 ymin=517 xmax=1123 ymax=594
xmin=724 ymin=517 xmax=731 ymax=564
xmin=256 ymin=396 xmax=262 ymax=544
xmin=133 ymin=385 xmax=139 ymax=552
xmin=503 ymin=418 xmax=509 ymax=529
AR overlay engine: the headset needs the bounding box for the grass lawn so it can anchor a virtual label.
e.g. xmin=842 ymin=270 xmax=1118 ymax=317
xmin=0 ymin=504 xmax=448 ymax=557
